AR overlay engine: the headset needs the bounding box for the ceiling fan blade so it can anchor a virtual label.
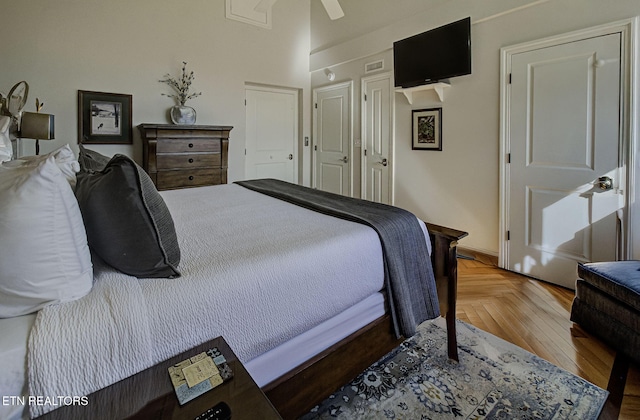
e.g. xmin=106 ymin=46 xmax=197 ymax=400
xmin=320 ymin=0 xmax=344 ymax=20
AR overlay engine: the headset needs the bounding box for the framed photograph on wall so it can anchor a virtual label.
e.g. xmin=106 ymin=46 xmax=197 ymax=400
xmin=412 ymin=107 xmax=442 ymax=151
xmin=78 ymin=90 xmax=132 ymax=144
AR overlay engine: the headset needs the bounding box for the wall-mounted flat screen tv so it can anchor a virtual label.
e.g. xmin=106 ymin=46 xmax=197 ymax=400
xmin=393 ymin=17 xmax=471 ymax=88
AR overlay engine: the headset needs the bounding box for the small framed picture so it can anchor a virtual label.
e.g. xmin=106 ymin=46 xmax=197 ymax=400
xmin=78 ymin=90 xmax=132 ymax=144
xmin=412 ymin=108 xmax=442 ymax=151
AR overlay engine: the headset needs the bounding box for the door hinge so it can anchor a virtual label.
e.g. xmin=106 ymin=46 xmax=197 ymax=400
xmin=364 ymin=149 xmax=367 ymax=156
xmin=508 ymin=73 xmax=512 ymax=84
xmin=244 ymin=148 xmax=246 ymax=155
xmin=364 ymin=94 xmax=367 ymax=101
xmin=507 ymin=153 xmax=511 ymax=163
xmin=507 ymin=230 xmax=510 ymax=240
xmin=244 ymin=99 xmax=246 ymax=106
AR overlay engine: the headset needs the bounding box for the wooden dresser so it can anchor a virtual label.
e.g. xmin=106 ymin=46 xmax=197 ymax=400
xmin=138 ymin=124 xmax=232 ymax=191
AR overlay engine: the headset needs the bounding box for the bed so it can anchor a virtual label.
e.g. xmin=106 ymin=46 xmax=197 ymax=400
xmin=0 ymin=146 xmax=465 ymax=419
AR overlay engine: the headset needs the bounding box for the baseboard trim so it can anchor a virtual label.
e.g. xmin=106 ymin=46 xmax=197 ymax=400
xmin=457 ymin=247 xmax=498 ymax=266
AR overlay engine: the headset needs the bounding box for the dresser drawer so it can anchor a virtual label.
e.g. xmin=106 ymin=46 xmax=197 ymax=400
xmin=156 ymin=153 xmax=221 ymax=170
xmin=157 ymin=139 xmax=221 ymax=154
xmin=157 ymin=168 xmax=221 ymax=190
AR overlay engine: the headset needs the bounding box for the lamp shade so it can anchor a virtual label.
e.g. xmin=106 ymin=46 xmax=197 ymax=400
xmin=21 ymin=112 xmax=55 ymax=140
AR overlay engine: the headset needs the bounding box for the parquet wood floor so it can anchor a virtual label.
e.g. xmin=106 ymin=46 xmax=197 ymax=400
xmin=456 ymin=259 xmax=640 ymax=419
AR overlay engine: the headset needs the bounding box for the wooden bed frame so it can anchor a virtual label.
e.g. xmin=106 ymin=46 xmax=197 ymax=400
xmin=264 ymin=222 xmax=468 ymax=419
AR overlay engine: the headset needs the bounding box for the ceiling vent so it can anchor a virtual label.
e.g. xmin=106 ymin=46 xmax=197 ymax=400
xmin=365 ymin=60 xmax=384 ymax=74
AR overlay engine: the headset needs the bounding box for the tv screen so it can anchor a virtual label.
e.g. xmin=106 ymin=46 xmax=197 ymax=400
xmin=393 ymin=17 xmax=471 ymax=88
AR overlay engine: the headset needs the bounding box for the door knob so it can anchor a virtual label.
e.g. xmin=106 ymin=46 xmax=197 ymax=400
xmin=339 ymin=156 xmax=348 ymax=163
xmin=288 ymin=154 xmax=293 ymax=160
xmin=597 ymin=176 xmax=613 ymax=190
xmin=381 ymin=158 xmax=388 ymax=167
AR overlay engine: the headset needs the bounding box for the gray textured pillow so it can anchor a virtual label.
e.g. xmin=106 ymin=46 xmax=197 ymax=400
xmin=75 ymin=154 xmax=180 ymax=278
xmin=78 ymin=144 xmax=112 ymax=172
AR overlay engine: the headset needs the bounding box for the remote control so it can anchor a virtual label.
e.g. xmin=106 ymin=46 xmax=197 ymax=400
xmin=195 ymin=401 xmax=231 ymax=420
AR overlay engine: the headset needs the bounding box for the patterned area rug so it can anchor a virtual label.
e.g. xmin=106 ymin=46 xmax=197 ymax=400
xmin=302 ymin=318 xmax=607 ymax=419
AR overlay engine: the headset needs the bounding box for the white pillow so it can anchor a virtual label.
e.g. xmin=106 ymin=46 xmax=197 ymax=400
xmin=0 ymin=155 xmax=93 ymax=318
xmin=2 ymin=144 xmax=80 ymax=188
xmin=0 ymin=116 xmax=11 ymax=163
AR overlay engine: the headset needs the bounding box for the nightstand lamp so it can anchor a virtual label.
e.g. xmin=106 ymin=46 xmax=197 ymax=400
xmin=20 ymin=111 xmax=54 ymax=155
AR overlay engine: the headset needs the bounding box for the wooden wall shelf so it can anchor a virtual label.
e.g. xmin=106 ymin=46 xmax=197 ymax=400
xmin=396 ymin=82 xmax=450 ymax=103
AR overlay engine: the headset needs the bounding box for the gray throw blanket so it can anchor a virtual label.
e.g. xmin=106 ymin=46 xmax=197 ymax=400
xmin=235 ymin=179 xmax=439 ymax=338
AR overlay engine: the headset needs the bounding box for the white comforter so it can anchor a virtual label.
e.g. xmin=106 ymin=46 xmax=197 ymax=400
xmin=27 ymin=184 xmax=386 ymax=417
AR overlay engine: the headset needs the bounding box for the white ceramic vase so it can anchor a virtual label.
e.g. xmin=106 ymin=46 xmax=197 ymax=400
xmin=170 ymin=105 xmax=196 ymax=125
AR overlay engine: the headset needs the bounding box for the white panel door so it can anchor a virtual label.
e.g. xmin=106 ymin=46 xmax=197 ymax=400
xmin=245 ymin=86 xmax=298 ymax=182
xmin=313 ymin=82 xmax=351 ymax=196
xmin=508 ymin=33 xmax=623 ymax=289
xmin=362 ymin=73 xmax=392 ymax=204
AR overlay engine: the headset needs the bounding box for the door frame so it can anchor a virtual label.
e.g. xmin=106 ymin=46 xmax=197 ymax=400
xmin=312 ymin=80 xmax=354 ymax=195
xmin=499 ymin=17 xmax=639 ymax=269
xmin=361 ymin=71 xmax=395 ymax=204
xmin=244 ymin=83 xmax=300 ymax=183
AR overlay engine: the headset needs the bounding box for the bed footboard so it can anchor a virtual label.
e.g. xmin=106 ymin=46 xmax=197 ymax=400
xmin=264 ymin=223 xmax=467 ymax=419
xmin=425 ymin=222 xmax=468 ymax=362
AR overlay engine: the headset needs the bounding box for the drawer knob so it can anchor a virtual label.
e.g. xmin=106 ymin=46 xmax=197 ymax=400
xmin=188 ymin=176 xmax=194 ymax=181
xmin=188 ymin=158 xmax=194 ymax=163
xmin=188 ymin=143 xmax=194 ymax=148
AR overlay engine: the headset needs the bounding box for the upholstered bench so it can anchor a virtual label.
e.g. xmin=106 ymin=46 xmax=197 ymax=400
xmin=570 ymin=261 xmax=640 ymax=417
xmin=571 ymin=261 xmax=640 ymax=363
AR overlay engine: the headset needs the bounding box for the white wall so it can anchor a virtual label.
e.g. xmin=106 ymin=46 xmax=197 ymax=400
xmin=311 ymin=0 xmax=640 ymax=257
xmin=0 ymin=0 xmax=311 ymax=184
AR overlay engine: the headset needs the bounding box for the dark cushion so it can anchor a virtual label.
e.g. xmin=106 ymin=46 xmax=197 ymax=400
xmin=78 ymin=144 xmax=112 ymax=172
xmin=571 ymin=279 xmax=640 ymax=364
xmin=578 ymin=261 xmax=640 ymax=312
xmin=75 ymin=154 xmax=180 ymax=278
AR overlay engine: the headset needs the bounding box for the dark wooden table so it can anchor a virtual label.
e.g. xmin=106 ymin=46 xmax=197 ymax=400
xmin=36 ymin=336 xmax=282 ymax=420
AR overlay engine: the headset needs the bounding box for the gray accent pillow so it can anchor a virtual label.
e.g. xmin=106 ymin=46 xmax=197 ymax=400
xmin=78 ymin=144 xmax=112 ymax=172
xmin=75 ymin=154 xmax=181 ymax=278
